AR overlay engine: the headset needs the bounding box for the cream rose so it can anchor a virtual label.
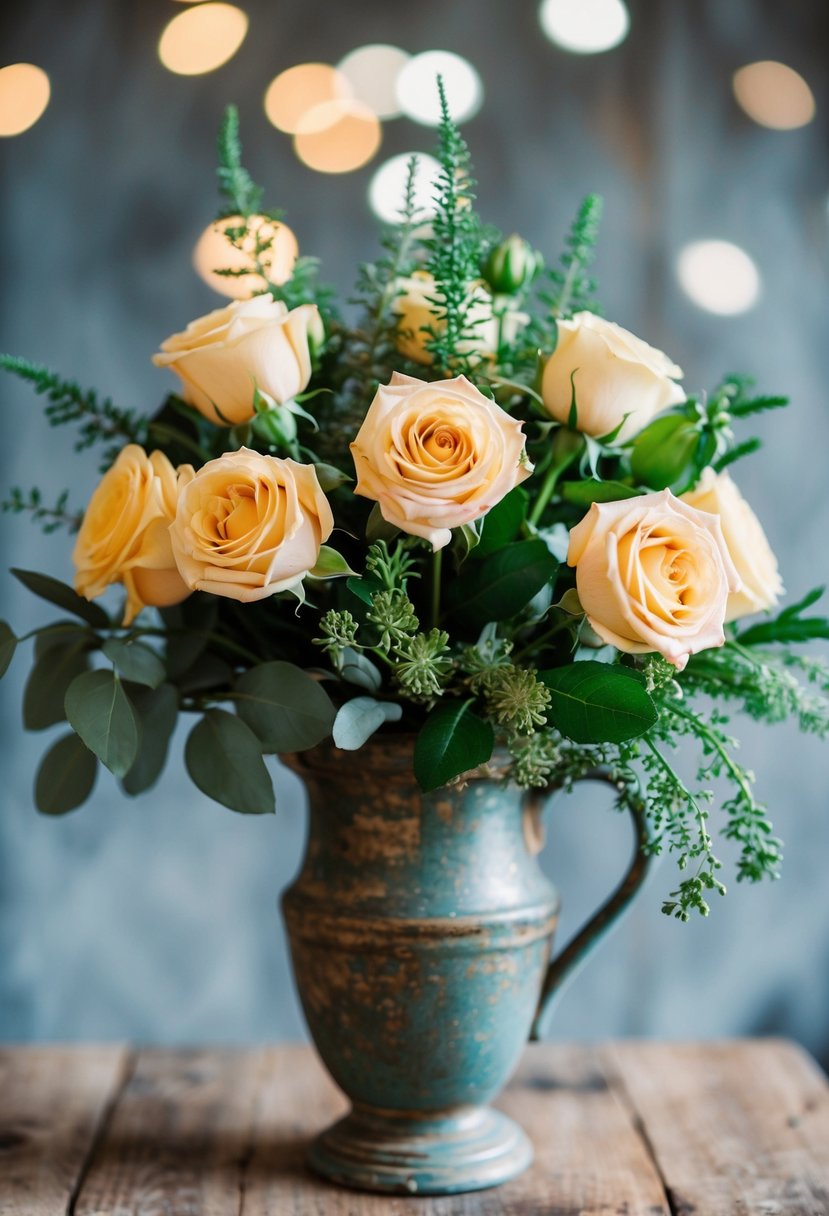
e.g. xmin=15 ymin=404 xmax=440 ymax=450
xmin=170 ymin=448 xmax=333 ymax=601
xmin=153 ymin=296 xmax=320 ymax=426
xmin=541 ymin=312 xmax=686 ymax=442
xmin=393 ymin=271 xmax=527 ymax=366
xmin=350 ymin=372 xmax=533 ymax=551
xmin=73 ymin=445 xmax=193 ymax=626
xmin=681 ymin=467 xmax=783 ymax=622
xmin=567 ymin=489 xmax=741 ymax=670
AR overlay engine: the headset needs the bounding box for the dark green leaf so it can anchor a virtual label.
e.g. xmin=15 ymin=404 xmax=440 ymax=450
xmin=475 ymin=487 xmax=528 ymax=557
xmin=122 ymin=683 xmax=179 ymax=796
xmin=778 ymin=586 xmax=824 ymax=621
xmin=713 ymin=437 xmax=762 ymax=473
xmin=729 ymin=394 xmax=788 ymax=418
xmin=538 ymin=661 xmax=658 ymax=743
xmin=35 ymin=732 xmax=97 ymax=816
xmin=562 ymin=479 xmax=640 ymax=506
xmin=24 ymin=642 xmax=90 ymax=730
xmin=630 ymin=416 xmax=700 ymax=490
xmin=185 ymin=710 xmax=274 ymax=814
xmin=446 ymin=540 xmax=558 ymax=629
xmin=161 ymin=595 xmax=217 ymax=678
xmin=64 ymin=669 xmax=140 ymax=777
xmin=175 ymin=653 xmax=234 ymax=695
xmin=11 ymin=568 xmax=110 ymax=628
xmin=347 ymin=574 xmax=384 ymax=607
xmin=0 ymin=621 xmax=16 ymax=679
xmin=33 ymin=620 xmax=94 ymax=660
xmin=102 ymin=638 xmax=166 ymax=688
xmin=738 ymin=617 xmax=829 ymax=646
xmin=414 ymin=699 xmax=494 ymax=792
xmin=234 ymin=661 xmax=336 ymax=752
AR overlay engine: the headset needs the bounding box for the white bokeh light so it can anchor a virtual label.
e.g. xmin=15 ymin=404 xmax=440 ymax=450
xmin=368 ymin=152 xmax=443 ymax=224
xmin=539 ymin=0 xmax=630 ymax=54
xmin=338 ymin=45 xmax=410 ymax=120
xmin=676 ymin=240 xmax=761 ymax=316
xmin=395 ymin=51 xmax=483 ymax=127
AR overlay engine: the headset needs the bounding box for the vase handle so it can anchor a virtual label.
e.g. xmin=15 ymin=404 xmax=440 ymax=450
xmin=528 ymin=768 xmax=652 ymax=1041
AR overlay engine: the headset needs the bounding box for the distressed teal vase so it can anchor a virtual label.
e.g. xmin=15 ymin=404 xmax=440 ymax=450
xmin=282 ymin=738 xmax=650 ymax=1196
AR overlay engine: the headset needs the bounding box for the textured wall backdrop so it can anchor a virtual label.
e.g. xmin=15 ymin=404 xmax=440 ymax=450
xmin=1 ymin=0 xmax=827 ymax=1058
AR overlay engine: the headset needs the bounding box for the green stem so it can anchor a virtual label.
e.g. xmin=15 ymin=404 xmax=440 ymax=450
xmin=670 ymin=702 xmax=755 ymax=804
xmin=430 ymin=548 xmax=443 ymax=630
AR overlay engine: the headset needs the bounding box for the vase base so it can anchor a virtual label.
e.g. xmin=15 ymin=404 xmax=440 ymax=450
xmin=308 ymin=1101 xmax=533 ymax=1195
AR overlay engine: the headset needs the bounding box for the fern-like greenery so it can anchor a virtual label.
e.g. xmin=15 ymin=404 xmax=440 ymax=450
xmin=1 ymin=485 xmax=81 ymax=534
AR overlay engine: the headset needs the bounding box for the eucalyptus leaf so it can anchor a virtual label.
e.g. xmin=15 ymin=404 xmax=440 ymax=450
xmin=234 ymin=661 xmax=336 ymax=752
xmin=64 ymin=669 xmax=140 ymax=778
xmin=414 ymin=699 xmax=494 ymax=792
xmin=332 ymin=697 xmax=402 ymax=750
xmin=446 ymin=540 xmax=558 ymax=629
xmin=538 ymin=661 xmax=658 ymax=744
xmin=11 ymin=568 xmax=110 ymax=628
xmin=475 ymin=486 xmax=528 ymax=557
xmin=0 ymin=621 xmax=16 ymax=679
xmin=24 ymin=641 xmax=90 ymax=730
xmin=161 ymin=595 xmax=217 ymax=678
xmin=102 ymin=638 xmax=166 ymax=689
xmin=185 ymin=709 xmax=274 ymax=814
xmin=339 ymin=648 xmax=382 ymax=692
xmin=35 ymin=732 xmax=97 ymax=816
xmin=33 ymin=620 xmax=93 ymax=661
xmin=122 ymin=683 xmax=179 ymax=796
xmin=175 ymin=653 xmax=234 ymax=695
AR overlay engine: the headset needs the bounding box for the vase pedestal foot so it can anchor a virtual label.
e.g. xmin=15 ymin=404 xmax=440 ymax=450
xmin=308 ymin=1101 xmax=533 ymax=1195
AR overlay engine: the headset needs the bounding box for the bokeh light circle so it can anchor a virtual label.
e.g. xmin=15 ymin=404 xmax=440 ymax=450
xmin=294 ymin=100 xmax=382 ymax=174
xmin=338 ymin=44 xmax=410 ymax=119
xmin=158 ymin=3 xmax=248 ymax=76
xmin=368 ymin=152 xmax=443 ymax=224
xmin=264 ymin=63 xmax=352 ymax=134
xmin=396 ymin=50 xmax=483 ymax=126
xmin=676 ymin=240 xmax=761 ymax=316
xmin=733 ymin=61 xmax=815 ymax=130
xmin=0 ymin=63 xmax=50 ymax=137
xmin=193 ymin=216 xmax=299 ymax=299
xmin=539 ymin=0 xmax=630 ymax=54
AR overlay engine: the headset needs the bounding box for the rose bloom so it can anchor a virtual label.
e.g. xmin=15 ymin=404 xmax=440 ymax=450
xmin=170 ymin=448 xmax=333 ymax=602
xmin=73 ymin=445 xmax=194 ymax=626
xmin=682 ymin=467 xmax=783 ymax=622
xmin=153 ymin=296 xmax=320 ymax=426
xmin=350 ymin=372 xmax=532 ymax=551
xmin=567 ymin=489 xmax=741 ymax=670
xmin=541 ymin=312 xmax=686 ymax=442
xmin=393 ymin=271 xmax=527 ymax=366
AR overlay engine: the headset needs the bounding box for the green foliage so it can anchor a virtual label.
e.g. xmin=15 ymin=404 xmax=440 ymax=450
xmin=367 ymin=589 xmax=419 ymax=650
xmin=24 ymin=640 xmax=90 ymax=730
xmin=414 ymin=698 xmax=494 ymax=792
xmin=64 ymin=669 xmax=140 ymax=778
xmin=395 ymin=629 xmax=452 ymax=698
xmin=332 ymin=697 xmax=403 ymax=750
xmin=539 ymin=662 xmax=658 ymax=744
xmin=102 ymin=639 xmax=166 ymax=689
xmin=185 ymin=709 xmax=274 ymax=814
xmin=216 ymin=104 xmax=265 ymax=218
xmin=35 ymin=733 xmax=98 ymax=816
xmin=1 ymin=486 xmax=81 ymax=534
xmin=446 ymin=540 xmax=557 ymax=629
xmin=737 ymin=589 xmax=829 ymax=647
xmin=12 ymin=568 xmax=110 ymax=628
xmin=630 ymin=414 xmax=703 ymax=490
xmin=532 ymin=194 xmax=603 ymax=349
xmin=122 ymin=683 xmax=179 ymax=796
xmin=0 ymin=621 xmax=16 ymax=678
xmin=0 ymin=356 xmax=146 ymax=469
xmin=562 ymin=479 xmax=640 ymax=506
xmin=478 ymin=664 xmax=551 ymax=734
xmin=233 ymin=661 xmax=336 ymax=752
xmin=475 ymin=487 xmax=528 ymax=557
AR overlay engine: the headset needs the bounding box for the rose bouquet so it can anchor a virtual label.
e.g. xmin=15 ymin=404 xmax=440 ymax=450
xmin=2 ymin=95 xmax=827 ymax=923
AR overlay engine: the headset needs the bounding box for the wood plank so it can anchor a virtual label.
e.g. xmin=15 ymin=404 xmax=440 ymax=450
xmin=0 ymin=1044 xmax=129 ymax=1216
xmin=237 ymin=1043 xmax=670 ymax=1215
xmin=73 ymin=1048 xmax=266 ymax=1216
xmin=605 ymin=1039 xmax=829 ymax=1216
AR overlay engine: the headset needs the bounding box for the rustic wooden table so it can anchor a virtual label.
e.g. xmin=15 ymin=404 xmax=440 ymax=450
xmin=1 ymin=1040 xmax=827 ymax=1214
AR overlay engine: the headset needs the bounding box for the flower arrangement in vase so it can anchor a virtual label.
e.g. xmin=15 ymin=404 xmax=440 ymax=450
xmin=1 ymin=87 xmax=827 ymax=1194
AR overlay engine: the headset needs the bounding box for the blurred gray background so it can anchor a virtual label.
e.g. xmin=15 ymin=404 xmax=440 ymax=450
xmin=1 ymin=0 xmax=827 ymax=1060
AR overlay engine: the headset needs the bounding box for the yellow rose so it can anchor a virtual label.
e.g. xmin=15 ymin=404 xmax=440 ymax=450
xmin=681 ymin=467 xmax=783 ymax=622
xmin=541 ymin=311 xmax=685 ymax=442
xmin=152 ymin=296 xmax=320 ymax=426
xmin=393 ymin=271 xmax=527 ymax=366
xmin=170 ymin=448 xmax=333 ymax=601
xmin=567 ymin=489 xmax=740 ymax=670
xmin=350 ymin=372 xmax=533 ymax=551
xmin=73 ymin=445 xmax=193 ymax=626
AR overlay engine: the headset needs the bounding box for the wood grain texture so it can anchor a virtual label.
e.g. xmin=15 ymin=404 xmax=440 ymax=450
xmin=0 ymin=1044 xmax=129 ymax=1216
xmin=606 ymin=1039 xmax=829 ymax=1216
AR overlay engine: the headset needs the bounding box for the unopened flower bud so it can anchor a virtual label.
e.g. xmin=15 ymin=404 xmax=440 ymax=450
xmin=483 ymin=235 xmax=542 ymax=295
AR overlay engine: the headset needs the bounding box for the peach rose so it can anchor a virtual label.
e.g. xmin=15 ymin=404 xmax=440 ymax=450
xmin=73 ymin=445 xmax=193 ymax=626
xmin=350 ymin=372 xmax=533 ymax=551
xmin=393 ymin=271 xmax=527 ymax=366
xmin=541 ymin=312 xmax=685 ymax=442
xmin=567 ymin=489 xmax=741 ymax=670
xmin=152 ymin=296 xmax=320 ymax=426
xmin=681 ymin=467 xmax=783 ymax=622
xmin=170 ymin=448 xmax=333 ymax=601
